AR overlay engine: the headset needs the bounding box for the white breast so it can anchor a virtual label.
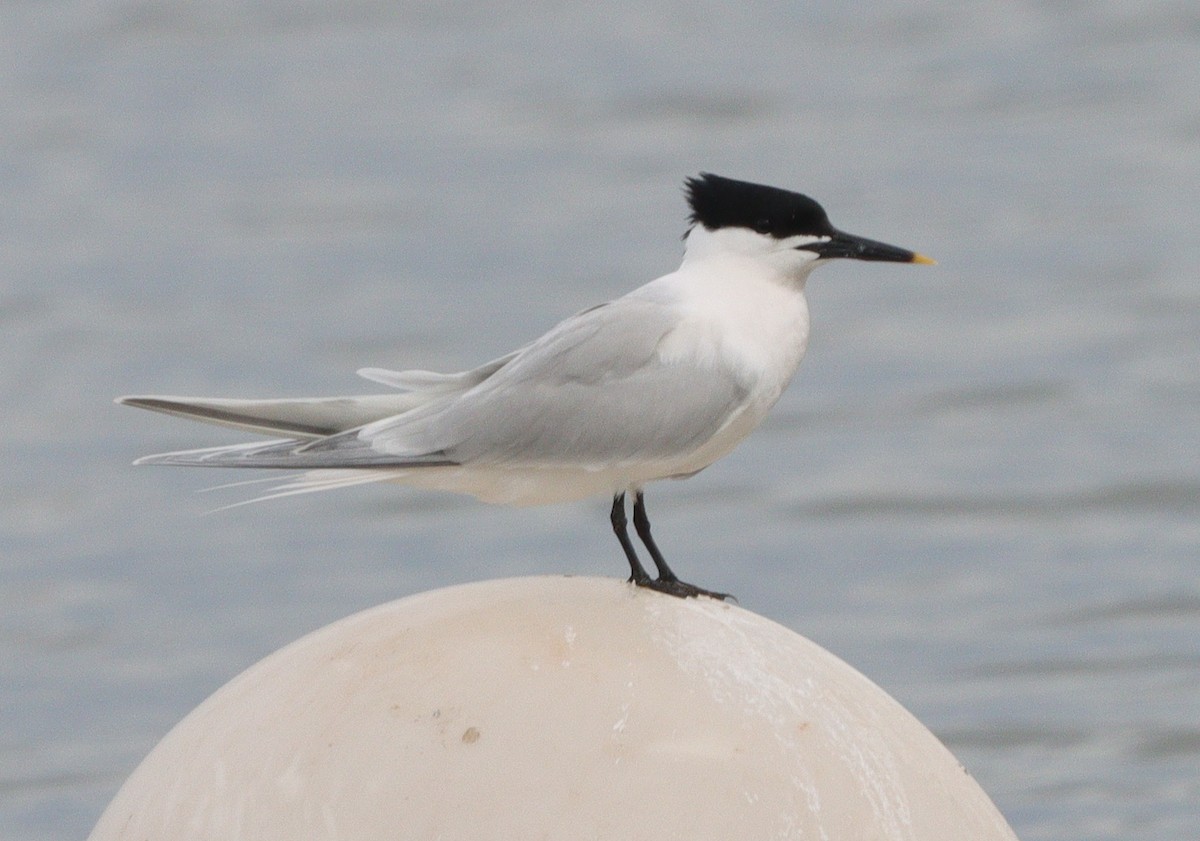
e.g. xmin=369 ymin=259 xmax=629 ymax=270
xmin=631 ymin=249 xmax=812 ymax=478
xmin=648 ymin=250 xmax=810 ymax=398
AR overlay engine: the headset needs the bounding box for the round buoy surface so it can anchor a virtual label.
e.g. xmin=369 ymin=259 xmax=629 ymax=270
xmin=89 ymin=576 xmax=1018 ymax=840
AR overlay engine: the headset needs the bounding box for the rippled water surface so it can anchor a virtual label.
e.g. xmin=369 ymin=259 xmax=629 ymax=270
xmin=3 ymin=2 xmax=1198 ymax=839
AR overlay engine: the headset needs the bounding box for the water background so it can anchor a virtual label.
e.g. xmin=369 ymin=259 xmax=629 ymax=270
xmin=3 ymin=2 xmax=1198 ymax=838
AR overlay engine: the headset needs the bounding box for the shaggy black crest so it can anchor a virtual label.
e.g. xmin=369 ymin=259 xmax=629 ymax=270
xmin=685 ymin=173 xmax=834 ymax=239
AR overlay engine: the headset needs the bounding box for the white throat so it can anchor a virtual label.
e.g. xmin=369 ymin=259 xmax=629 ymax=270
xmin=681 ymin=225 xmax=826 ymax=289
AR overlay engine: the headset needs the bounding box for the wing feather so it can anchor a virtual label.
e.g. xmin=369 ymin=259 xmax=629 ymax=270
xmin=124 ymin=297 xmax=750 ymax=475
xmin=132 ymin=437 xmax=456 ymax=469
xmin=357 ymin=297 xmax=750 ymax=468
xmin=116 ymin=395 xmax=427 ymax=439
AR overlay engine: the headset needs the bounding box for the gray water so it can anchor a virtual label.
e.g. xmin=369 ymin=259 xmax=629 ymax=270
xmin=3 ymin=2 xmax=1198 ymax=838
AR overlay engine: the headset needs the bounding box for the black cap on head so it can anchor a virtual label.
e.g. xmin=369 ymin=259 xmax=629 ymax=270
xmin=685 ymin=173 xmax=835 ymax=239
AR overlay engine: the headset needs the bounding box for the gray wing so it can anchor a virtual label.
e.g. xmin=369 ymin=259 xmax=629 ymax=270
xmin=129 ymin=437 xmax=457 ymax=469
xmin=356 ymin=348 xmax=521 ymax=393
xmin=126 ymin=297 xmax=751 ymax=471
xmin=119 ymin=352 xmax=526 ymax=468
xmin=344 ymin=297 xmax=752 ymax=468
xmin=116 ymin=395 xmax=428 ymax=440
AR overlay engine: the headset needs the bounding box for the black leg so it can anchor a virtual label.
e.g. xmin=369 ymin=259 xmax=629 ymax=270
xmin=631 ymin=491 xmax=732 ymax=601
xmin=611 ymin=493 xmax=652 ymax=586
xmin=631 ymin=491 xmax=679 ymax=582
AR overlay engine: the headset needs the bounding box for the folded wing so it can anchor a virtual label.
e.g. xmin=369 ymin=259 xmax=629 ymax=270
xmin=121 ymin=298 xmax=750 ymax=474
xmin=350 ymin=297 xmax=752 ymax=469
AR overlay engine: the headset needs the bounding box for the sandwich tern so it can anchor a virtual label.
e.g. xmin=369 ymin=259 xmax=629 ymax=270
xmin=119 ymin=173 xmax=933 ymax=599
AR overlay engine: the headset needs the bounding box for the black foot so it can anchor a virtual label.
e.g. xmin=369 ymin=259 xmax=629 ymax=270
xmin=633 ymin=576 xmax=733 ymax=601
xmin=626 ymin=570 xmax=653 ymax=587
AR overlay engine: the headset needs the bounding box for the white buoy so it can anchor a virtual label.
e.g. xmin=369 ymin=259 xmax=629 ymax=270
xmin=89 ymin=576 xmax=1018 ymax=840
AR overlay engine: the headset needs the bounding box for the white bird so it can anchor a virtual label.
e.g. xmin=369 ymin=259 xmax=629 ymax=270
xmin=119 ymin=174 xmax=933 ymax=599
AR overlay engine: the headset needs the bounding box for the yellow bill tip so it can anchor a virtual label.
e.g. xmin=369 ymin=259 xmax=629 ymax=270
xmin=910 ymin=252 xmax=937 ymax=266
